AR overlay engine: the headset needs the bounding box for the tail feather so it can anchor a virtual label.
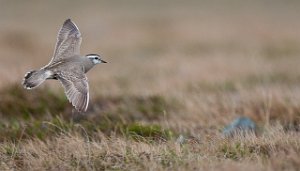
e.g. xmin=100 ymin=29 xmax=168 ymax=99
xmin=22 ymin=70 xmax=51 ymax=89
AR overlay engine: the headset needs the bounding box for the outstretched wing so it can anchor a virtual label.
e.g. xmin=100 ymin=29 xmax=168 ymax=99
xmin=57 ymin=67 xmax=89 ymax=112
xmin=49 ymin=19 xmax=82 ymax=65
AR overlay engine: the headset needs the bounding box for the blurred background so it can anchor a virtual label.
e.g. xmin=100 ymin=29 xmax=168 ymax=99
xmin=1 ymin=0 xmax=299 ymax=90
xmin=1 ymin=1 xmax=300 ymax=170
xmin=1 ymin=0 xmax=300 ymax=130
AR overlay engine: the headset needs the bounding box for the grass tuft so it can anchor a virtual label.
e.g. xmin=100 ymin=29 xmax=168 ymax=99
xmin=124 ymin=123 xmax=173 ymax=141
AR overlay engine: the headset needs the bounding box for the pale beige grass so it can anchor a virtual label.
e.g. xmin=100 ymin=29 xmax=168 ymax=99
xmin=0 ymin=125 xmax=298 ymax=171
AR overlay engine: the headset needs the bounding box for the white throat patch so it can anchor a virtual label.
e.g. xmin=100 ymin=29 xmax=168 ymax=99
xmin=87 ymin=55 xmax=101 ymax=64
xmin=92 ymin=58 xmax=101 ymax=64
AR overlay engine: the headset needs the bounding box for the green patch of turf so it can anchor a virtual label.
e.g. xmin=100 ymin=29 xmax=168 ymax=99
xmin=0 ymin=83 xmax=178 ymax=142
xmin=0 ymin=114 xmax=175 ymax=142
xmin=0 ymin=85 xmax=68 ymax=118
xmin=123 ymin=123 xmax=173 ymax=141
xmin=92 ymin=95 xmax=175 ymax=121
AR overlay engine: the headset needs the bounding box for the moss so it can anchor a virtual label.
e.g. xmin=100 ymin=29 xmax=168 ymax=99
xmin=124 ymin=123 xmax=173 ymax=141
xmin=91 ymin=95 xmax=175 ymax=122
xmin=0 ymin=85 xmax=68 ymax=118
xmin=0 ymin=83 xmax=178 ymax=141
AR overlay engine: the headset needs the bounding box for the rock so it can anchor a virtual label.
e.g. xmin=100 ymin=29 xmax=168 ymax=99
xmin=223 ymin=117 xmax=256 ymax=137
xmin=176 ymin=134 xmax=201 ymax=145
xmin=176 ymin=134 xmax=186 ymax=145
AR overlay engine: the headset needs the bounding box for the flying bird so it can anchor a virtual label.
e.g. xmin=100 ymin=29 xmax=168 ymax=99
xmin=22 ymin=19 xmax=107 ymax=112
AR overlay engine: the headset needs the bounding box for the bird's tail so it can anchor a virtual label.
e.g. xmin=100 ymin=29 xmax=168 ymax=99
xmin=22 ymin=69 xmax=51 ymax=89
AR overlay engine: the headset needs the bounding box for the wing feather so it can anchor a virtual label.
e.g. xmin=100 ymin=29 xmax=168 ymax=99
xmin=48 ymin=19 xmax=82 ymax=65
xmin=58 ymin=69 xmax=89 ymax=112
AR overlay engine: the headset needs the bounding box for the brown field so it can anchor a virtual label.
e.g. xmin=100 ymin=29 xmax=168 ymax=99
xmin=0 ymin=0 xmax=299 ymax=170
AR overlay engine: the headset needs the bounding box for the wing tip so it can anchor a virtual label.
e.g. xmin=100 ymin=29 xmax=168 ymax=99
xmin=62 ymin=18 xmax=80 ymax=33
xmin=63 ymin=18 xmax=76 ymax=28
xmin=72 ymin=94 xmax=89 ymax=113
xmin=74 ymin=104 xmax=88 ymax=113
xmin=64 ymin=18 xmax=72 ymax=23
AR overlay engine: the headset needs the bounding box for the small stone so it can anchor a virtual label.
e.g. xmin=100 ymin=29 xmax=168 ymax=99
xmin=176 ymin=134 xmax=186 ymax=145
xmin=176 ymin=134 xmax=201 ymax=145
xmin=223 ymin=116 xmax=256 ymax=137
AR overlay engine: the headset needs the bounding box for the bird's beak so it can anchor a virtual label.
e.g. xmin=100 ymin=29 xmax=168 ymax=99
xmin=101 ymin=59 xmax=107 ymax=63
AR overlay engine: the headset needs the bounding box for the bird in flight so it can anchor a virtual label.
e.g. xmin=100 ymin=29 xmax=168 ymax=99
xmin=22 ymin=19 xmax=107 ymax=112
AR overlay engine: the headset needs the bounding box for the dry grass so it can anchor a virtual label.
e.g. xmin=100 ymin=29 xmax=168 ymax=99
xmin=0 ymin=124 xmax=299 ymax=170
xmin=0 ymin=0 xmax=300 ymax=170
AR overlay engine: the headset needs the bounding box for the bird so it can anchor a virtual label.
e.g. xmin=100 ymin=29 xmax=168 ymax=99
xmin=22 ymin=19 xmax=107 ymax=112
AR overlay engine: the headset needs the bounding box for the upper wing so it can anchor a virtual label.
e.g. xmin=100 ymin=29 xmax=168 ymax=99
xmin=58 ymin=67 xmax=89 ymax=112
xmin=49 ymin=19 xmax=82 ymax=65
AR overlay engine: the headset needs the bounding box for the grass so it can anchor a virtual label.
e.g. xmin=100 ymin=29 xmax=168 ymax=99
xmin=0 ymin=83 xmax=299 ymax=170
xmin=1 ymin=0 xmax=300 ymax=170
xmin=0 ymin=85 xmax=175 ymax=141
xmin=0 ymin=123 xmax=298 ymax=170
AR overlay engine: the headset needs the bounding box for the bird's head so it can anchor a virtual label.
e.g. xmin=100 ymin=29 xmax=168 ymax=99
xmin=86 ymin=54 xmax=107 ymax=64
